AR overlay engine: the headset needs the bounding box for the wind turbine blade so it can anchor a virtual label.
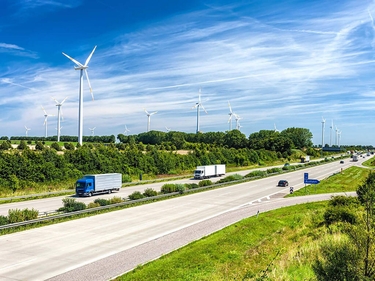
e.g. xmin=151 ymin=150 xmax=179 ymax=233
xmin=150 ymin=111 xmax=157 ymax=116
xmin=144 ymin=109 xmax=150 ymax=115
xmin=41 ymin=106 xmax=47 ymax=115
xmin=84 ymin=46 xmax=97 ymax=66
xmin=201 ymin=104 xmax=208 ymax=114
xmin=228 ymin=101 xmax=232 ymax=113
xmin=62 ymin=52 xmax=84 ymax=68
xmin=61 ymin=97 xmax=68 ymax=104
xmin=84 ymin=69 xmax=94 ymax=100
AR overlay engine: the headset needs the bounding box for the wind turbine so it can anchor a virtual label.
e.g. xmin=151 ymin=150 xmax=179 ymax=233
xmin=192 ymin=89 xmax=207 ymax=133
xmin=274 ymin=123 xmax=280 ymax=133
xmin=144 ymin=109 xmax=157 ymax=132
xmin=338 ymin=130 xmax=342 ymax=146
xmin=53 ymin=97 xmax=67 ymax=142
xmin=228 ymin=101 xmax=234 ymax=131
xmin=165 ymin=126 xmax=171 ymax=132
xmin=330 ymin=120 xmax=333 ymax=146
xmin=234 ymin=113 xmax=242 ymax=130
xmin=62 ymin=46 xmax=96 ymax=145
xmin=335 ymin=126 xmax=339 ymax=146
xmin=41 ymin=106 xmax=54 ymax=138
xmin=89 ymin=127 xmax=96 ymax=136
xmin=25 ymin=126 xmax=31 ymax=137
xmin=124 ymin=125 xmax=130 ymax=135
xmin=321 ymin=117 xmax=326 ymax=149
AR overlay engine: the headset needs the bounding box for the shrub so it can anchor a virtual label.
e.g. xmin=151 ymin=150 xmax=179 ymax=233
xmin=122 ymin=174 xmax=132 ymax=183
xmin=245 ymin=170 xmax=267 ymax=178
xmin=109 ymin=196 xmax=123 ymax=204
xmin=87 ymin=202 xmax=100 ymax=209
xmin=143 ymin=188 xmax=158 ymax=197
xmin=266 ymin=167 xmax=282 ymax=174
xmin=199 ymin=179 xmax=213 ymax=187
xmin=185 ymin=183 xmax=199 ymax=189
xmin=50 ymin=142 xmax=61 ymax=151
xmin=8 ymin=209 xmax=25 ymax=223
xmin=23 ymin=208 xmax=39 ymax=220
xmin=0 ymin=215 xmax=8 ymax=226
xmin=94 ymin=198 xmax=111 ymax=206
xmin=161 ymin=184 xmax=177 ymax=194
xmin=64 ymin=143 xmax=75 ymax=150
xmin=217 ymin=174 xmax=243 ymax=183
xmin=128 ymin=191 xmax=145 ymax=200
xmin=59 ymin=198 xmax=87 ymax=212
xmin=176 ymin=184 xmax=186 ymax=194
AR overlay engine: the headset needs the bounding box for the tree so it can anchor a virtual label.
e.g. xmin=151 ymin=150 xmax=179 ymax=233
xmin=280 ymin=127 xmax=313 ymax=149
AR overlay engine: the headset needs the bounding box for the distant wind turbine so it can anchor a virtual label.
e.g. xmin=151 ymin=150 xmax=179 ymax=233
xmin=144 ymin=109 xmax=157 ymax=132
xmin=330 ymin=120 xmax=333 ymax=146
xmin=62 ymin=46 xmax=96 ymax=145
xmin=124 ymin=125 xmax=130 ymax=135
xmin=228 ymin=101 xmax=234 ymax=131
xmin=192 ymin=89 xmax=207 ymax=133
xmin=321 ymin=117 xmax=326 ymax=149
xmin=165 ymin=126 xmax=171 ymax=132
xmin=25 ymin=126 xmax=31 ymax=137
xmin=234 ymin=113 xmax=242 ymax=130
xmin=41 ymin=106 xmax=54 ymax=138
xmin=274 ymin=123 xmax=280 ymax=133
xmin=89 ymin=127 xmax=96 ymax=136
xmin=53 ymin=97 xmax=67 ymax=142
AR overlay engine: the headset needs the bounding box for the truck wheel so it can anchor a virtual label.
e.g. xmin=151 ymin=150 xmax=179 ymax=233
xmin=88 ymin=193 xmax=92 ymax=197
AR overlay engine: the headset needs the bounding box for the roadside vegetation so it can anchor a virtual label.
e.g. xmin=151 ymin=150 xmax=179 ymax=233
xmin=117 ymin=171 xmax=375 ymax=281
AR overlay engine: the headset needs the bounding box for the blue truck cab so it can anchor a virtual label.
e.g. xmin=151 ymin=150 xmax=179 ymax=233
xmin=76 ymin=177 xmax=95 ymax=196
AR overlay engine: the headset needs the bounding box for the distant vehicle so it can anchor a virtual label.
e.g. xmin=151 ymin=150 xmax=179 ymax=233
xmin=277 ymin=180 xmax=289 ymax=187
xmin=194 ymin=164 xmax=226 ymax=180
xmin=301 ymin=155 xmax=310 ymax=163
xmin=352 ymin=155 xmax=358 ymax=162
xmin=340 ymin=160 xmax=344 ymax=164
xmin=75 ymin=173 xmax=122 ymax=197
xmin=283 ymin=163 xmax=290 ymax=167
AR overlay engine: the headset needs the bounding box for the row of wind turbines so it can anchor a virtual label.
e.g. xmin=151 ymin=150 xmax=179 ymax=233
xmin=28 ymin=46 xmax=243 ymax=144
xmin=321 ymin=117 xmax=342 ymax=147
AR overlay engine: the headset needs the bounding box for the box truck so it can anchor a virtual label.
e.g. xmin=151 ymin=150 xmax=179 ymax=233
xmin=75 ymin=173 xmax=122 ymax=197
xmin=194 ymin=164 xmax=226 ymax=180
xmin=301 ymin=155 xmax=310 ymax=163
xmin=352 ymin=155 xmax=358 ymax=162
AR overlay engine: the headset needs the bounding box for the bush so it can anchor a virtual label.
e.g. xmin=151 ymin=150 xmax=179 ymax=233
xmin=59 ymin=198 xmax=87 ymax=212
xmin=217 ymin=174 xmax=243 ymax=183
xmin=94 ymin=198 xmax=111 ymax=206
xmin=109 ymin=196 xmax=123 ymax=204
xmin=161 ymin=184 xmax=177 ymax=194
xmin=266 ymin=167 xmax=282 ymax=174
xmin=175 ymin=184 xmax=186 ymax=194
xmin=198 ymin=179 xmax=213 ymax=187
xmin=184 ymin=183 xmax=199 ymax=189
xmin=64 ymin=143 xmax=75 ymax=150
xmin=0 ymin=215 xmax=8 ymax=226
xmin=23 ymin=208 xmax=39 ymax=220
xmin=245 ymin=170 xmax=267 ymax=178
xmin=128 ymin=191 xmax=145 ymax=200
xmin=143 ymin=188 xmax=158 ymax=197
xmin=50 ymin=142 xmax=61 ymax=151
xmin=122 ymin=174 xmax=132 ymax=183
xmin=87 ymin=202 xmax=100 ymax=209
xmin=8 ymin=209 xmax=25 ymax=223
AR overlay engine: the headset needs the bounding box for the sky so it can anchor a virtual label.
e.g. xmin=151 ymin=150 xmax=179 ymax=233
xmin=1 ymin=0 xmax=375 ymax=146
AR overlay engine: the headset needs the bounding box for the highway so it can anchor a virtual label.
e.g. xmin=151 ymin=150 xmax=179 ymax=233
xmin=0 ymin=156 xmax=369 ymax=280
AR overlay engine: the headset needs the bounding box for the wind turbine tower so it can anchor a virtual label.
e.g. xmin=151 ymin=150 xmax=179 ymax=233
xmin=25 ymin=126 xmax=31 ymax=137
xmin=62 ymin=46 xmax=96 ymax=145
xmin=41 ymin=106 xmax=54 ymax=138
xmin=144 ymin=109 xmax=157 ymax=132
xmin=192 ymin=89 xmax=207 ymax=133
xmin=321 ymin=117 xmax=325 ymax=149
xmin=330 ymin=120 xmax=333 ymax=146
xmin=228 ymin=101 xmax=234 ymax=131
xmin=53 ymin=97 xmax=67 ymax=142
xmin=124 ymin=125 xmax=130 ymax=135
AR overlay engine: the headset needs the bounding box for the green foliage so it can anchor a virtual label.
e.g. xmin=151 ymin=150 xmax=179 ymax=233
xmin=122 ymin=174 xmax=132 ymax=183
xmin=184 ymin=183 xmax=199 ymax=189
xmin=50 ymin=142 xmax=61 ymax=151
xmin=175 ymin=183 xmax=186 ymax=194
xmin=198 ymin=179 xmax=212 ymax=187
xmin=143 ymin=188 xmax=158 ymax=197
xmin=64 ymin=143 xmax=75 ymax=150
xmin=323 ymin=206 xmax=357 ymax=225
xmin=217 ymin=174 xmax=243 ymax=183
xmin=245 ymin=170 xmax=267 ymax=178
xmin=87 ymin=202 xmax=100 ymax=208
xmin=7 ymin=208 xmax=39 ymax=223
xmin=93 ymin=198 xmax=111 ymax=206
xmin=128 ymin=191 xmax=145 ymax=200
xmin=0 ymin=141 xmax=11 ymax=150
xmin=59 ymin=198 xmax=86 ymax=212
xmin=266 ymin=167 xmax=282 ymax=174
xmin=109 ymin=196 xmax=123 ymax=204
xmin=161 ymin=183 xmax=177 ymax=194
xmin=0 ymin=215 xmax=8 ymax=225
xmin=35 ymin=141 xmax=45 ymax=151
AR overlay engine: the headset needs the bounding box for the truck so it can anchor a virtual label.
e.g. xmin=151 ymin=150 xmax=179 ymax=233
xmin=75 ymin=173 xmax=122 ymax=197
xmin=301 ymin=155 xmax=310 ymax=163
xmin=352 ymin=155 xmax=358 ymax=162
xmin=194 ymin=164 xmax=226 ymax=180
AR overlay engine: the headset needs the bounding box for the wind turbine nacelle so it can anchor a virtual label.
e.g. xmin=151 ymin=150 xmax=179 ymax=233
xmin=74 ymin=66 xmax=87 ymax=70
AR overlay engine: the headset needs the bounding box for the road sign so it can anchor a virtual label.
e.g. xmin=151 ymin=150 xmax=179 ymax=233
xmin=304 ymin=172 xmax=320 ymax=184
xmin=305 ymin=179 xmax=320 ymax=184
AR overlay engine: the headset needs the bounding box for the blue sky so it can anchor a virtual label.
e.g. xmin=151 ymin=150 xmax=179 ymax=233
xmin=1 ymin=0 xmax=375 ymax=146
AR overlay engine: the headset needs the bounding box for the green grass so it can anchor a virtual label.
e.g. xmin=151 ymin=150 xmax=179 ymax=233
xmin=116 ymin=202 xmax=328 ymax=281
xmin=287 ymin=166 xmax=371 ymax=197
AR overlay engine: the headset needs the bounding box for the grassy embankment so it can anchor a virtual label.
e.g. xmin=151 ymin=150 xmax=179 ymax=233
xmin=116 ymin=165 xmax=372 ymax=281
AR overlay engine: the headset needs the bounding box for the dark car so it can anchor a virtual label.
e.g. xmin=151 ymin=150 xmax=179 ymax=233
xmin=277 ymin=180 xmax=289 ymax=187
xmin=340 ymin=160 xmax=344 ymax=164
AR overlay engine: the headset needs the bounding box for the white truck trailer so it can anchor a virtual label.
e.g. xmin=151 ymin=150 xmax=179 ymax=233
xmin=75 ymin=173 xmax=122 ymax=197
xmin=194 ymin=164 xmax=226 ymax=180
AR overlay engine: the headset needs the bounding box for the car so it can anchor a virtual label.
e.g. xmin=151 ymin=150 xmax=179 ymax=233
xmin=277 ymin=180 xmax=289 ymax=187
xmin=340 ymin=160 xmax=344 ymax=164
